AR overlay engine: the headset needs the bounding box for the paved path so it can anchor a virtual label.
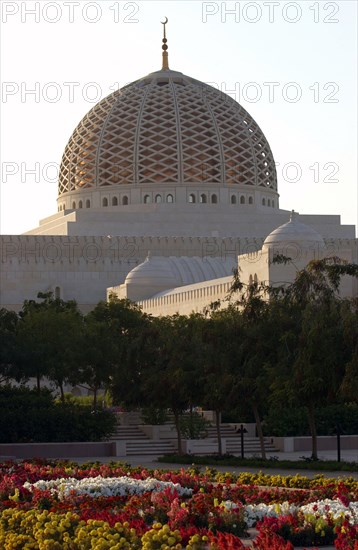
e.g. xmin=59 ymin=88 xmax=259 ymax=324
xmin=68 ymin=449 xmax=357 ymax=478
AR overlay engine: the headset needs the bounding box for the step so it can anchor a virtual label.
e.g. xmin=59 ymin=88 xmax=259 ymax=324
xmin=109 ymin=422 xmax=279 ymax=454
xmin=225 ymin=441 xmax=276 ymax=448
xmin=226 ymin=446 xmax=278 ymax=453
xmin=206 ymin=426 xmax=253 ymax=438
xmin=126 ymin=441 xmax=175 ymax=456
xmin=109 ymin=426 xmax=148 ymax=441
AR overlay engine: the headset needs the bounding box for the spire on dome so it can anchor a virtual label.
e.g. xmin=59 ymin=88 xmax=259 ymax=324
xmin=161 ymin=17 xmax=169 ymax=70
xmin=290 ymin=209 xmax=297 ymax=222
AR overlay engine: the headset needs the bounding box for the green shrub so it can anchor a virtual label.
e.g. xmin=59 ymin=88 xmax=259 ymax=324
xmin=315 ymin=403 xmax=358 ymax=435
xmin=222 ymin=409 xmax=255 ymax=424
xmin=179 ymin=412 xmax=211 ymax=439
xmin=264 ymin=403 xmax=358 ymax=436
xmin=141 ymin=407 xmax=169 ymax=425
xmin=60 ymin=392 xmax=112 ymax=408
xmin=0 ymin=386 xmax=116 ymax=442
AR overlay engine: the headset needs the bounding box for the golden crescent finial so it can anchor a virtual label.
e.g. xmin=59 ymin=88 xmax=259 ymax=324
xmin=160 ymin=17 xmax=169 ymax=70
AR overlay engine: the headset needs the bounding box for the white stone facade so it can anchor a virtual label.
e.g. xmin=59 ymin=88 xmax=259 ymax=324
xmin=0 ymin=61 xmax=356 ymax=312
xmin=111 ymin=215 xmax=357 ymax=317
xmin=1 ymin=225 xmax=356 ymax=312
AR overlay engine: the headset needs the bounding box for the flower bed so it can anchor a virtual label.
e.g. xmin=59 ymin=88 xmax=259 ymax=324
xmin=0 ymin=459 xmax=357 ymax=549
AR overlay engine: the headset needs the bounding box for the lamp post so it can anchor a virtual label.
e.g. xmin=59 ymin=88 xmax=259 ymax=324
xmin=236 ymin=424 xmax=248 ymax=459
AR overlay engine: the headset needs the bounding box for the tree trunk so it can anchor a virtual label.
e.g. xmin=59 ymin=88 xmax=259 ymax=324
xmin=59 ymin=382 xmax=65 ymax=403
xmin=173 ymin=409 xmax=183 ymax=455
xmin=215 ymin=409 xmax=222 ymax=456
xmin=252 ymin=403 xmax=266 ymax=460
xmin=189 ymin=403 xmax=194 ymax=438
xmin=93 ymin=387 xmax=98 ymax=410
xmin=307 ymin=402 xmax=318 ymax=460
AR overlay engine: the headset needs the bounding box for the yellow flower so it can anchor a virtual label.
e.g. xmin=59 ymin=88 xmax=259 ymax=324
xmin=9 ymin=488 xmax=20 ymax=503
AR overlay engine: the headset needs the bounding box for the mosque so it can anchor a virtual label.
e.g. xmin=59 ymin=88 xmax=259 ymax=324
xmin=1 ymin=22 xmax=356 ymax=313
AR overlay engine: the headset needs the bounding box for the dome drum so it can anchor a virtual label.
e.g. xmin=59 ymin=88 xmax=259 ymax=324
xmin=57 ymin=184 xmax=279 ymax=212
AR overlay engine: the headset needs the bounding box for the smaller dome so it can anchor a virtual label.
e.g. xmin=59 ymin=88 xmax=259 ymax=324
xmin=263 ymin=211 xmax=325 ymax=251
xmin=125 ymin=254 xmax=180 ymax=289
xmin=123 ymin=254 xmax=236 ymax=301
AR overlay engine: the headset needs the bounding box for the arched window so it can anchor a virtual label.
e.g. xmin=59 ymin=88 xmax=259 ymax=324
xmin=102 ymin=197 xmax=108 ymax=207
xmin=262 ymin=198 xmax=266 ymax=206
xmin=63 ymin=204 xmax=66 ymax=211
xmin=268 ymin=199 xmax=271 ymax=207
xmin=112 ymin=196 xmax=118 ymax=206
xmin=166 ymin=194 xmax=174 ymax=203
xmin=189 ymin=194 xmax=196 ymax=203
xmin=85 ymin=199 xmax=90 ymax=208
xmin=254 ymin=274 xmax=258 ymax=284
xmin=144 ymin=195 xmax=150 ymax=204
xmin=211 ymin=194 xmax=217 ymax=204
xmin=249 ymin=275 xmax=253 ymax=285
xmin=248 ymin=196 xmax=253 ymax=205
xmin=78 ymin=200 xmax=83 ymax=209
xmin=58 ymin=205 xmax=62 ymax=212
xmin=272 ymin=200 xmax=275 ymax=208
xmin=200 ymin=194 xmax=207 ymax=204
xmin=240 ymin=196 xmax=245 ymax=204
xmin=54 ymin=286 xmax=61 ymax=299
xmin=122 ymin=196 xmax=129 ymax=205
xmin=155 ymin=194 xmax=162 ymax=203
xmin=231 ymin=195 xmax=237 ymax=204
xmin=72 ymin=201 xmax=76 ymax=209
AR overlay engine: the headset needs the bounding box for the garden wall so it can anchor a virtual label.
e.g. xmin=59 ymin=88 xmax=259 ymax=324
xmin=0 ymin=441 xmax=120 ymax=460
xmin=272 ymin=435 xmax=358 ymax=452
xmin=182 ymin=439 xmax=227 ymax=455
xmin=140 ymin=425 xmax=175 ymax=439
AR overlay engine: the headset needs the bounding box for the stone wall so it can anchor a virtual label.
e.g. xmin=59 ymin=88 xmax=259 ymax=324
xmin=1 ymin=235 xmax=356 ymax=312
xmin=0 ymin=235 xmax=245 ymax=311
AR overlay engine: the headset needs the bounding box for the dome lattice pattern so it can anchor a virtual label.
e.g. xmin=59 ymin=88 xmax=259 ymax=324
xmin=58 ymin=70 xmax=276 ymax=196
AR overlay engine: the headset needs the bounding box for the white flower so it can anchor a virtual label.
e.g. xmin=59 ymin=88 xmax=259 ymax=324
xmin=24 ymin=475 xmax=192 ymax=500
xmin=300 ymin=499 xmax=358 ymax=525
xmin=243 ymin=499 xmax=358 ymax=528
xmin=221 ymin=500 xmax=240 ymax=510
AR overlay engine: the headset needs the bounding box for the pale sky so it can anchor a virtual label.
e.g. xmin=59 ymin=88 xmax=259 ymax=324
xmin=1 ymin=0 xmax=357 ymax=235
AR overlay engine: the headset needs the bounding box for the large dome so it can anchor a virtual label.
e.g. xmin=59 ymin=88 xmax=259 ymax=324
xmin=58 ymin=67 xmax=277 ymax=209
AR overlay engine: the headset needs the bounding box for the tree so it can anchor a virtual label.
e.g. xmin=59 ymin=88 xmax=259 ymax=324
xmin=339 ymin=298 xmax=358 ymax=402
xmin=16 ymin=292 xmax=83 ymax=399
xmin=268 ymin=258 xmax=358 ymax=459
xmin=200 ymin=307 xmax=239 ymax=455
xmin=288 ymin=299 xmax=347 ymax=458
xmin=140 ymin=314 xmax=205 ymax=455
xmin=0 ymin=308 xmax=19 ymax=383
xmin=82 ymin=296 xmax=147 ymax=409
xmin=226 ymin=279 xmax=274 ymax=460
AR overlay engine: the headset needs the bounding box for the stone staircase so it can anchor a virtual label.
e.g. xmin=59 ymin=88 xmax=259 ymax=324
xmin=109 ymin=425 xmax=147 ymax=441
xmin=108 ymin=421 xmax=279 ymax=457
xmin=109 ymin=425 xmax=175 ymax=456
xmin=206 ymin=425 xmax=278 ymax=455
